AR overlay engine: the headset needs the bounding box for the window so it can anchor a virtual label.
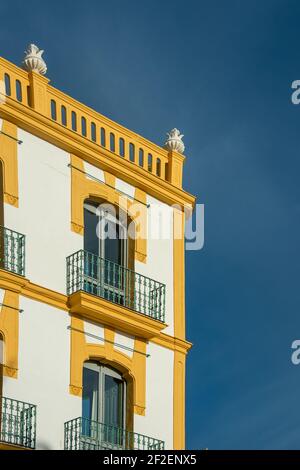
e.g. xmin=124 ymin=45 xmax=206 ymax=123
xmin=83 ymin=201 xmax=128 ymax=301
xmin=61 ymin=105 xmax=67 ymax=126
xmin=50 ymin=100 xmax=57 ymax=120
xmin=119 ymin=138 xmax=125 ymax=157
xmin=16 ymin=80 xmax=22 ymax=102
xmin=91 ymin=122 xmax=96 ymax=142
xmin=129 ymin=143 xmax=135 ymax=162
xmin=139 ymin=148 xmax=144 ymax=167
xmin=84 ymin=201 xmax=127 ymax=267
xmin=71 ymin=111 xmax=77 ymax=131
xmin=4 ymin=74 xmax=11 ymax=96
xmin=82 ymin=362 xmax=126 ymax=448
xmin=81 ymin=117 xmax=87 ymax=137
xmin=110 ymin=133 xmax=115 ymax=152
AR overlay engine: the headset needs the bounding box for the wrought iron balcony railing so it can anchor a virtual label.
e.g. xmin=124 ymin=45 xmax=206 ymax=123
xmin=0 ymin=226 xmax=25 ymax=276
xmin=0 ymin=396 xmax=36 ymax=449
xmin=66 ymin=250 xmax=166 ymax=322
xmin=64 ymin=417 xmax=165 ymax=450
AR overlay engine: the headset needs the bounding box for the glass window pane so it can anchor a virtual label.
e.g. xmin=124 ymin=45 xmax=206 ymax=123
xmin=82 ymin=367 xmax=99 ymax=433
xmin=104 ymin=221 xmax=122 ymax=265
xmin=84 ymin=207 xmax=99 ymax=256
xmin=104 ymin=375 xmax=124 ymax=428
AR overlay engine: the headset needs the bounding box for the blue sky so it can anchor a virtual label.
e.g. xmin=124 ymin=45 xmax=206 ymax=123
xmin=2 ymin=0 xmax=300 ymax=449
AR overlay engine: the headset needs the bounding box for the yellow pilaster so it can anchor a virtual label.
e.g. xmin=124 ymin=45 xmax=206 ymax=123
xmin=173 ymin=207 xmax=186 ymax=339
xmin=167 ymin=151 xmax=185 ymax=188
xmin=173 ymin=206 xmax=186 ymax=449
xmin=28 ymin=72 xmax=50 ymax=116
xmin=173 ymin=350 xmax=186 ymax=449
xmin=0 ymin=290 xmax=20 ymax=378
xmin=132 ymin=337 xmax=147 ymax=416
xmin=0 ymin=120 xmax=19 ymax=207
xmin=69 ymin=315 xmax=86 ymax=396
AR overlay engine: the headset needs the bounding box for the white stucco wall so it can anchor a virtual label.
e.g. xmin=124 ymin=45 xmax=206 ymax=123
xmin=2 ymin=297 xmax=81 ymax=450
xmin=134 ymin=342 xmax=174 ymax=449
xmin=135 ymin=195 xmax=174 ymax=335
xmin=4 ymin=129 xmax=82 ymax=293
xmin=114 ymin=330 xmax=134 ymax=358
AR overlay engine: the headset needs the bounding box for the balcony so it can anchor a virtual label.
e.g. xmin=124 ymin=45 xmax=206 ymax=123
xmin=0 ymin=226 xmax=25 ymax=276
xmin=64 ymin=417 xmax=164 ymax=450
xmin=0 ymin=397 xmax=36 ymax=449
xmin=66 ymin=250 xmax=166 ymax=323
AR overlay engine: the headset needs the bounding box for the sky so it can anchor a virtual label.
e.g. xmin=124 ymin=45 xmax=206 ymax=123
xmin=1 ymin=0 xmax=300 ymax=450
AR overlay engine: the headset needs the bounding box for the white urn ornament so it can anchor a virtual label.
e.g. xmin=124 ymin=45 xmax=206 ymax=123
xmin=164 ymin=128 xmax=185 ymax=154
xmin=22 ymin=44 xmax=47 ymax=75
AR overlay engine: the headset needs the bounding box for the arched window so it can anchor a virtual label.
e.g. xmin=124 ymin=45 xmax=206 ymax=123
xmin=71 ymin=111 xmax=77 ymax=131
xmin=139 ymin=148 xmax=144 ymax=167
xmin=91 ymin=122 xmax=96 ymax=142
xmin=4 ymin=74 xmax=11 ymax=96
xmin=84 ymin=201 xmax=127 ymax=266
xmin=129 ymin=143 xmax=135 ymax=162
xmin=100 ymin=128 xmax=106 ymax=147
xmin=119 ymin=138 xmax=125 ymax=157
xmin=50 ymin=100 xmax=57 ymax=120
xmin=83 ymin=201 xmax=128 ymax=301
xmin=82 ymin=361 xmax=126 ymax=445
xmin=110 ymin=133 xmax=115 ymax=152
xmin=81 ymin=117 xmax=87 ymax=137
xmin=61 ymin=105 xmax=67 ymax=126
xmin=16 ymin=80 xmax=22 ymax=102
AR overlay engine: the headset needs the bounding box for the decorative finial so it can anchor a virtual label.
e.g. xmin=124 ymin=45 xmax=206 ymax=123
xmin=164 ymin=128 xmax=185 ymax=154
xmin=22 ymin=44 xmax=47 ymax=75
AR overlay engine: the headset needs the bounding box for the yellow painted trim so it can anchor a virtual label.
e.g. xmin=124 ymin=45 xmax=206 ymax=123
xmin=70 ymin=155 xmax=147 ymax=262
xmin=68 ymin=291 xmax=166 ymax=340
xmin=0 ymin=442 xmax=30 ymax=450
xmin=128 ymin=188 xmax=147 ymax=263
xmin=21 ymin=281 xmax=68 ymax=311
xmin=0 ymin=290 xmax=20 ymax=379
xmin=131 ymin=337 xmax=147 ymax=415
xmin=0 ymin=97 xmax=195 ymax=209
xmin=152 ymin=333 xmax=192 ymax=355
xmin=69 ymin=315 xmax=147 ymax=415
xmin=173 ymin=207 xmax=186 ymax=340
xmin=0 ymin=270 xmax=68 ymax=310
xmin=0 ymin=270 xmax=27 ymax=293
xmin=173 ymin=207 xmax=187 ymax=449
xmin=28 ymin=72 xmax=50 ymax=116
xmin=0 ymin=120 xmax=19 ymax=207
xmin=0 ymin=56 xmax=191 ymax=200
xmin=167 ymin=151 xmax=185 ymax=188
xmin=70 ymin=154 xmax=119 ymax=233
xmin=173 ymin=350 xmax=186 ymax=449
xmin=104 ymin=171 xmax=115 ymax=188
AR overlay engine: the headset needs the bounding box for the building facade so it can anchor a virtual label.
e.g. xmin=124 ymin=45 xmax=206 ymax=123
xmin=0 ymin=45 xmax=195 ymax=450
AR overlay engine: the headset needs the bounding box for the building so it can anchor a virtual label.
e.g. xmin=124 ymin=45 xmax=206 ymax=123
xmin=0 ymin=44 xmax=195 ymax=450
